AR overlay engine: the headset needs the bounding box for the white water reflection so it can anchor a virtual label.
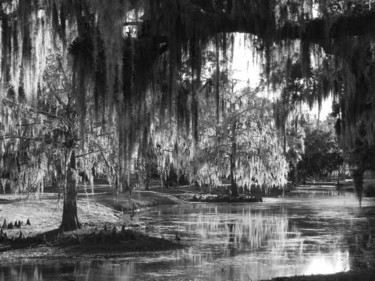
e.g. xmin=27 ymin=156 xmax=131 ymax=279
xmin=304 ymin=250 xmax=350 ymax=275
xmin=0 ymin=197 xmax=374 ymax=281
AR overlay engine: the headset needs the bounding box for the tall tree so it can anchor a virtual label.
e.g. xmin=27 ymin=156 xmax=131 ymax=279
xmin=0 ymin=53 xmax=122 ymax=231
xmin=153 ymin=78 xmax=288 ymax=196
xmin=0 ymin=53 xmax=83 ymax=230
xmin=195 ymin=83 xmax=288 ymax=196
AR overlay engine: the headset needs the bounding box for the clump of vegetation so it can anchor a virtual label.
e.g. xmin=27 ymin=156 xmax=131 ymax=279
xmin=286 ymin=116 xmax=344 ymax=185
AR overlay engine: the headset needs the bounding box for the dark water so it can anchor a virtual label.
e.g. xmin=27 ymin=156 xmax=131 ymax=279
xmin=1 ymin=196 xmax=375 ymax=281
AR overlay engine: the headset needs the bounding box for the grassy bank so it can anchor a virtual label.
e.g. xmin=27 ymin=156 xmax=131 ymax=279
xmin=0 ymin=188 xmax=183 ymax=259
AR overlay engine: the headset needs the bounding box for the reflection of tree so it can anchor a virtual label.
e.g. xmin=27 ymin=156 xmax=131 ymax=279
xmin=0 ymin=259 xmax=139 ymax=281
xmin=346 ymin=229 xmax=374 ymax=270
xmin=228 ymin=223 xmax=235 ymax=243
xmin=190 ymin=207 xmax=298 ymax=254
xmin=0 ymin=262 xmax=76 ymax=281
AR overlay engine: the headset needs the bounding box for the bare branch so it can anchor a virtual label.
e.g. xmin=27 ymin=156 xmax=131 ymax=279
xmin=46 ymin=83 xmax=68 ymax=108
xmin=75 ymin=150 xmax=102 ymax=158
xmin=124 ymin=21 xmax=142 ymax=26
xmin=2 ymin=98 xmax=64 ymax=120
xmin=0 ymin=135 xmax=45 ymax=142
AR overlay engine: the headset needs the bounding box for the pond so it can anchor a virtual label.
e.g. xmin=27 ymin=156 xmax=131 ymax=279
xmin=1 ymin=195 xmax=375 ymax=281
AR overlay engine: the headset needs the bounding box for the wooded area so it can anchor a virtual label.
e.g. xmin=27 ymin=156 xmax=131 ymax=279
xmin=1 ymin=0 xmax=375 ymax=231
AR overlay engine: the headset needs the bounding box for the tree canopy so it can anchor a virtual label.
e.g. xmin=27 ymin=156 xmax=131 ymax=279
xmin=1 ymin=0 xmax=375 ymax=156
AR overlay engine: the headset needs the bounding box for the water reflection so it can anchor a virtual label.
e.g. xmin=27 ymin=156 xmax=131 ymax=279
xmin=184 ymin=206 xmax=301 ymax=259
xmin=304 ymin=250 xmax=350 ymax=275
xmin=0 ymin=250 xmax=351 ymax=281
xmin=0 ymin=260 xmax=137 ymax=281
xmin=0 ymin=197 xmax=374 ymax=281
xmin=138 ymin=198 xmax=373 ymax=279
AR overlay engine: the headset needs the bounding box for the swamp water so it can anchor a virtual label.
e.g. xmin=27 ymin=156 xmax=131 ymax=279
xmin=1 ymin=196 xmax=375 ymax=281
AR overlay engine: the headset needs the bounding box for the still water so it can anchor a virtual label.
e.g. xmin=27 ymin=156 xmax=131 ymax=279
xmin=1 ymin=196 xmax=375 ymax=281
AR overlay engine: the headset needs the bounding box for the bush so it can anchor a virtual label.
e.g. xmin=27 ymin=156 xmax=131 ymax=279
xmin=364 ymin=184 xmax=375 ymax=197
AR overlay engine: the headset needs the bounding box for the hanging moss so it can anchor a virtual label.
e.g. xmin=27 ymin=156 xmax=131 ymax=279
xmin=176 ymin=83 xmax=190 ymax=135
xmin=69 ymin=27 xmax=94 ymax=146
xmin=215 ymin=34 xmax=220 ymax=122
xmin=93 ymin=33 xmax=106 ymax=117
xmin=52 ymin=3 xmax=59 ymax=40
xmin=2 ymin=0 xmax=375 ymax=175
xmin=1 ymin=13 xmax=11 ymax=85
xmin=11 ymin=19 xmax=18 ymax=60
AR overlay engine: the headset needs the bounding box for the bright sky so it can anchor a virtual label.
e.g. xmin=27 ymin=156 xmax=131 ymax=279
xmin=231 ymin=33 xmax=332 ymax=119
xmin=309 ymin=96 xmax=332 ymax=120
xmin=231 ymin=34 xmax=260 ymax=88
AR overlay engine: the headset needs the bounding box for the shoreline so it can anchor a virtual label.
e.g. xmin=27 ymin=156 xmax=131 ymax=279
xmin=260 ymin=270 xmax=375 ymax=281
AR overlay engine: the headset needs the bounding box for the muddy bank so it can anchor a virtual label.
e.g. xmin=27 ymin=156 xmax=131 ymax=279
xmin=189 ymin=194 xmax=263 ymax=203
xmin=262 ymin=270 xmax=375 ymax=281
xmin=0 ymin=225 xmax=182 ymax=260
xmin=91 ymin=188 xmax=182 ymax=211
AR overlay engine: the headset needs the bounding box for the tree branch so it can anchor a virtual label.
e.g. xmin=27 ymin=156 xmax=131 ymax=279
xmin=142 ymin=2 xmax=375 ymax=53
xmin=75 ymin=150 xmax=102 ymax=158
xmin=2 ymin=98 xmax=64 ymax=120
xmin=0 ymin=135 xmax=45 ymax=142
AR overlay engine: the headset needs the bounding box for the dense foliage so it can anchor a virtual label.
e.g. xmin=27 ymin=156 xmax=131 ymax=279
xmin=1 ymin=1 xmax=375 ymax=155
xmin=295 ymin=118 xmax=343 ymax=183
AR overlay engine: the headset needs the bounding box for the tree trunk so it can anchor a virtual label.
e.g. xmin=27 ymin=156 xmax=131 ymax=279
xmin=353 ymin=168 xmax=364 ymax=207
xmin=161 ymin=173 xmax=168 ymax=188
xmin=60 ymin=150 xmax=81 ymax=231
xmin=230 ymin=122 xmax=239 ymax=197
xmin=144 ymin=176 xmax=150 ymax=190
xmin=126 ymin=167 xmax=132 ymax=198
xmin=115 ymin=156 xmax=124 ymax=197
xmin=144 ymin=161 xmax=150 ymax=191
xmin=230 ymin=156 xmax=239 ymax=197
xmin=115 ymin=175 xmax=120 ymax=203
